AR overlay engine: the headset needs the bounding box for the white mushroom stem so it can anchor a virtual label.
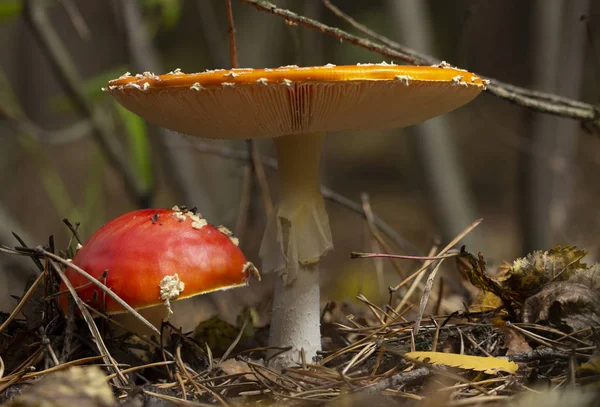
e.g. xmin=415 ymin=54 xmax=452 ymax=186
xmin=269 ymin=261 xmax=321 ymax=365
xmin=262 ymin=131 xmax=333 ymax=366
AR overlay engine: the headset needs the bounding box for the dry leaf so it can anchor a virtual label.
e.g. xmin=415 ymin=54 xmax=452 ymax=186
xmin=455 ymin=247 xmax=513 ymax=306
xmin=511 ymin=386 xmax=599 ymax=407
xmin=5 ymin=366 xmax=114 ymax=407
xmin=497 ymin=246 xmax=588 ymax=303
xmin=456 ymin=246 xmax=600 ymax=314
xmin=579 ymin=355 xmax=600 ymax=375
xmin=494 ymin=319 xmax=532 ymax=355
xmin=405 ymin=351 xmax=518 ymax=375
xmin=219 ymin=359 xmax=256 ymax=381
xmin=521 ymin=281 xmax=600 ymax=332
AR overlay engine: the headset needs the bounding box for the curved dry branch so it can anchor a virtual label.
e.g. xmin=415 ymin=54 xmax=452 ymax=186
xmin=241 ymin=0 xmax=600 ymax=130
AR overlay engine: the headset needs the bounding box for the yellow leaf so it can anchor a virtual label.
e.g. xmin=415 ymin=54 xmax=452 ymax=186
xmin=405 ymin=351 xmax=518 ymax=375
xmin=579 ymin=356 xmax=600 ymax=374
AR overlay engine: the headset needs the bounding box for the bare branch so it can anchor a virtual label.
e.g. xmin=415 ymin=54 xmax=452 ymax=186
xmin=185 ymin=139 xmax=421 ymax=254
xmin=241 ymin=0 xmax=600 ymax=129
xmin=119 ymin=0 xmax=219 ymax=219
xmin=22 ymin=0 xmax=151 ymax=207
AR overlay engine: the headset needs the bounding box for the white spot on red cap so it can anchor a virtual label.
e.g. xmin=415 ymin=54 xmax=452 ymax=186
xmin=217 ymin=225 xmax=239 ymax=246
xmin=242 ymin=262 xmax=261 ymax=281
xmin=159 ymin=274 xmax=185 ymax=320
xmin=172 ymin=211 xmax=186 ymax=222
xmin=192 ymin=219 xmax=208 ymax=230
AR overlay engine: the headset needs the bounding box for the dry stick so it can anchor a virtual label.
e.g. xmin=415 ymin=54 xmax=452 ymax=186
xmin=48 ymin=259 xmax=128 ymax=387
xmin=358 ymin=367 xmax=430 ymax=395
xmin=226 ymin=0 xmax=252 ymax=239
xmin=413 ymin=259 xmax=444 ymax=335
xmin=241 ymin=0 xmax=600 ymax=127
xmin=32 ymin=248 xmax=159 ymax=335
xmin=371 ymin=233 xmax=404 ymax=277
xmin=356 ymin=294 xmax=392 ymax=323
xmin=22 ymin=0 xmax=150 ymax=207
xmin=0 ymin=270 xmax=45 ymax=334
xmin=389 ymin=0 xmax=480 ymax=250
xmin=393 ymin=219 xmax=482 ymax=314
xmin=224 ymin=0 xmax=274 ymax=237
xmin=105 ymin=361 xmax=174 ymax=381
xmin=326 ymin=0 xmax=595 ymax=115
xmin=430 ymin=316 xmax=441 ymax=352
xmin=322 ymin=0 xmax=395 ymax=48
xmin=250 ymin=141 xmax=274 ymax=214
xmin=225 ymin=0 xmax=239 ymax=68
xmin=119 ymin=0 xmax=217 ymax=220
xmin=361 ymin=192 xmax=385 ymax=297
xmin=351 ymin=252 xmax=458 ymax=261
xmin=220 ymin=319 xmax=248 ymax=362
xmin=433 ymin=279 xmax=444 ymax=316
xmin=394 ymin=219 xmax=482 ymax=293
xmin=1 ymin=347 xmax=43 ymax=383
xmin=0 ymin=367 xmax=36 ymax=394
xmin=394 ymin=246 xmax=438 ymax=315
xmin=175 ymin=344 xmax=229 ymax=407
xmin=143 ymin=390 xmax=213 ymax=407
xmin=320 ymin=309 xmax=411 ymax=364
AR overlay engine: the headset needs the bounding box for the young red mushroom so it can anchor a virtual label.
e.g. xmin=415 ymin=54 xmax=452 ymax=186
xmin=104 ymin=63 xmax=486 ymax=365
xmin=59 ymin=207 xmax=259 ymax=333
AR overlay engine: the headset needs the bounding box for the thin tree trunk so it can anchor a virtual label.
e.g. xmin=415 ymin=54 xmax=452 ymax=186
xmin=119 ymin=0 xmax=219 ymax=220
xmin=387 ymin=0 xmax=481 ymax=251
xmin=525 ymin=0 xmax=589 ymax=252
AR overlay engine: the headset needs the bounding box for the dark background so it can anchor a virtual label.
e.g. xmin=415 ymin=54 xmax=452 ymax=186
xmin=1 ymin=0 xmax=598 ymax=326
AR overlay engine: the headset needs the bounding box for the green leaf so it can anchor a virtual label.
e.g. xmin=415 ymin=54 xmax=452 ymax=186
xmin=114 ymin=102 xmax=153 ymax=192
xmin=0 ymin=1 xmax=22 ymax=23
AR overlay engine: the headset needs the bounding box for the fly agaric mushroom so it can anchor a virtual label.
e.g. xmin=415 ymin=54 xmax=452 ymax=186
xmin=59 ymin=207 xmax=259 ymax=332
xmin=104 ymin=63 xmax=486 ymax=365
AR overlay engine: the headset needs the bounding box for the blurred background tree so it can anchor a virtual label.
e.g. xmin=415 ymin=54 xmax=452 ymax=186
xmin=1 ymin=0 xmax=599 ymax=325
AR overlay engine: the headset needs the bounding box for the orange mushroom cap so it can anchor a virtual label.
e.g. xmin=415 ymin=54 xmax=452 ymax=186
xmin=104 ymin=63 xmax=486 ymax=140
xmin=59 ymin=208 xmax=259 ymax=314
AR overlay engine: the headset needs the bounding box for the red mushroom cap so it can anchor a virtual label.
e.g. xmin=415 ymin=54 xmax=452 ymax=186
xmin=59 ymin=207 xmax=258 ymax=314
